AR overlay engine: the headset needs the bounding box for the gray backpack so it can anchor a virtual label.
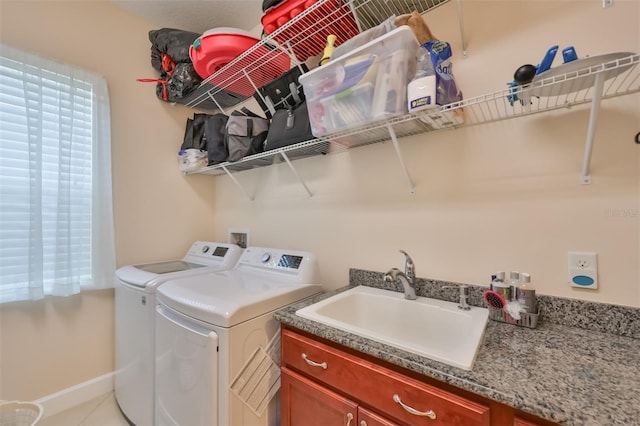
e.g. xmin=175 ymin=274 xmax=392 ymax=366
xmin=225 ymin=108 xmax=269 ymax=162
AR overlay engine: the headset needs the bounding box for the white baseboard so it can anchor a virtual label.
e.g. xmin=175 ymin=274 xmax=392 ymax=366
xmin=35 ymin=372 xmax=114 ymax=418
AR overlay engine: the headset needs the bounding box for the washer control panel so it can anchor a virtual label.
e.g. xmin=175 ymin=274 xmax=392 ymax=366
xmin=240 ymin=247 xmax=308 ymax=271
xmin=187 ymin=241 xmax=233 ymax=260
xmin=181 ymin=241 xmax=243 ymax=270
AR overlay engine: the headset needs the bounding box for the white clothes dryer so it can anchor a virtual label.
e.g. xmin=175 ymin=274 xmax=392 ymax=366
xmin=155 ymin=247 xmax=322 ymax=426
xmin=115 ymin=241 xmax=243 ymax=426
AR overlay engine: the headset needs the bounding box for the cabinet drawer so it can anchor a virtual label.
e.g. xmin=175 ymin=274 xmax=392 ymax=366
xmin=282 ymin=329 xmax=490 ymax=426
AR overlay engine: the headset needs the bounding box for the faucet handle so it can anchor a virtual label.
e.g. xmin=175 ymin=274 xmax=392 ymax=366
xmin=383 ymin=268 xmax=400 ymax=282
xmin=442 ymin=285 xmax=471 ymax=310
xmin=399 ymin=250 xmax=415 ymax=281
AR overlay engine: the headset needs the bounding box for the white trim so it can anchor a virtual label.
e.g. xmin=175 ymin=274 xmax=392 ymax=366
xmin=35 ymin=372 xmax=114 ymax=418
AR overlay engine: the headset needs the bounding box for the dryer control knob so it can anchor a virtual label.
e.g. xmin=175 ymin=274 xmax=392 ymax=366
xmin=261 ymin=253 xmax=271 ymax=263
xmin=202 ymin=245 xmax=210 ymax=253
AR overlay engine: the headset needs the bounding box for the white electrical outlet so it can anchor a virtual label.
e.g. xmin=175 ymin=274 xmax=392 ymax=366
xmin=568 ymin=252 xmax=598 ymax=289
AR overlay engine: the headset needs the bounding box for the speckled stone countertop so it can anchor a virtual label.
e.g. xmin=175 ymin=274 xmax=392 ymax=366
xmin=274 ymin=269 xmax=640 ymax=426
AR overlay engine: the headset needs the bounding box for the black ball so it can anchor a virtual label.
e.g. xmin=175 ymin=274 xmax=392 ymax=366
xmin=514 ymin=64 xmax=537 ymax=85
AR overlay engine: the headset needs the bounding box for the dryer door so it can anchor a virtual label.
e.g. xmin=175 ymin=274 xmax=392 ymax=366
xmin=155 ymin=304 xmax=219 ymax=426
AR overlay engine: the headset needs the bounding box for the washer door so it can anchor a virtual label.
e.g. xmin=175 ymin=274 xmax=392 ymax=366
xmin=155 ymin=304 xmax=219 ymax=426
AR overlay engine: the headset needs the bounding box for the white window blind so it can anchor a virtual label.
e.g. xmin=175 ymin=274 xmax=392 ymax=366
xmin=0 ymin=44 xmax=115 ymax=303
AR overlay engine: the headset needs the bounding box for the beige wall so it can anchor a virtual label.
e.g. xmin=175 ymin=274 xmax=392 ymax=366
xmin=0 ymin=1 xmax=216 ymax=400
xmin=212 ymin=0 xmax=640 ymax=305
xmin=0 ymin=0 xmax=638 ymax=405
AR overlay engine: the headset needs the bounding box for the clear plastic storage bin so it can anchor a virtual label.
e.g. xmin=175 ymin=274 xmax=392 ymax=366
xmin=300 ymin=26 xmax=419 ymax=137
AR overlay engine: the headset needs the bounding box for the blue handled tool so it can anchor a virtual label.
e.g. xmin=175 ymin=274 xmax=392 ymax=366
xmin=506 ymin=45 xmax=579 ymax=106
xmin=562 ymin=46 xmax=578 ymax=63
xmin=536 ymin=45 xmax=559 ymax=75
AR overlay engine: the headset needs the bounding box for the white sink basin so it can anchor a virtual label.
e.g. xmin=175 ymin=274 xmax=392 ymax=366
xmin=296 ymin=285 xmax=489 ymax=370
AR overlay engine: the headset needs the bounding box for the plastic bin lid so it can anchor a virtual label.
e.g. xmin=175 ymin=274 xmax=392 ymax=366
xmin=299 ymin=26 xmax=418 ymax=83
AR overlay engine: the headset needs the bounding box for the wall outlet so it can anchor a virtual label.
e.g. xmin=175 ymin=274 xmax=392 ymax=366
xmin=568 ymin=252 xmax=598 ymax=289
xmin=229 ymin=228 xmax=250 ymax=249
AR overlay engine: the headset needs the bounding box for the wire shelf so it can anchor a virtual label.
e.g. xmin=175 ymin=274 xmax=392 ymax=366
xmin=186 ymin=53 xmax=640 ymax=183
xmin=186 ymin=139 xmax=340 ymax=177
xmin=183 ymin=0 xmax=450 ymax=110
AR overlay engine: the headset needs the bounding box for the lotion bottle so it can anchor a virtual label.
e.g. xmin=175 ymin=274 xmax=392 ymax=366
xmin=491 ymin=271 xmax=510 ymax=301
xmin=517 ymin=272 xmax=537 ymax=313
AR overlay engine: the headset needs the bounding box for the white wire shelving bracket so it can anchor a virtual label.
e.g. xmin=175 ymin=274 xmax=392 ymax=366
xmin=281 ymin=151 xmax=313 ymax=197
xmin=455 ymin=0 xmax=467 ymax=56
xmin=387 ymin=123 xmax=416 ymax=195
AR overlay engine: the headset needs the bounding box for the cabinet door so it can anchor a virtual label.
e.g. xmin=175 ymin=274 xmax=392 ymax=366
xmin=358 ymin=406 xmax=400 ymax=426
xmin=281 ymin=367 xmax=358 ymax=426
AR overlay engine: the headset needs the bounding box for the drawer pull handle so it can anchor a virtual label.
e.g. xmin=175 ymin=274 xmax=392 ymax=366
xmin=393 ymin=394 xmax=437 ymax=420
xmin=346 ymin=412 xmax=354 ymax=426
xmin=302 ymin=353 xmax=327 ymax=369
xmin=360 ymin=421 xmax=367 ymax=426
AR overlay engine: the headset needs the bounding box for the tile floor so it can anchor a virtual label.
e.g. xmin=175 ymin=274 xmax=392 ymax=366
xmin=38 ymin=392 xmax=129 ymax=426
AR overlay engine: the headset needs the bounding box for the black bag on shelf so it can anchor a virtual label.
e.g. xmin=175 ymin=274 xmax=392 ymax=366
xmin=225 ymin=108 xmax=269 ymax=162
xmin=254 ymin=64 xmax=308 ymax=119
xmin=149 ymin=28 xmax=200 ymax=72
xmin=141 ymin=28 xmax=247 ymax=108
xmin=181 ymin=113 xmax=209 ymax=151
xmin=206 ymin=114 xmax=230 ymax=165
xmin=158 ymin=63 xmax=203 ymax=103
xmin=264 ymin=102 xmax=314 ymax=151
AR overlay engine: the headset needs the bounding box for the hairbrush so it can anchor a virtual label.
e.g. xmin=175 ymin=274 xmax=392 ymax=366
xmin=483 ymin=290 xmax=507 ymax=310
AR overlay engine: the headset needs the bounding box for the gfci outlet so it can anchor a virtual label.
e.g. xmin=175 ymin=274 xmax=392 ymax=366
xmin=568 ymin=252 xmax=598 ymax=289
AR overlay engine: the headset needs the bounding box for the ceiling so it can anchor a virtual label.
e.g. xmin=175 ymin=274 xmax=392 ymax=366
xmin=111 ymin=0 xmax=265 ymax=34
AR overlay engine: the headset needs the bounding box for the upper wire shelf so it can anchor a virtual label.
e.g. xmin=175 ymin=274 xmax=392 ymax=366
xmin=182 ymin=0 xmax=450 ymax=111
xmin=186 ymin=53 xmax=640 ymax=178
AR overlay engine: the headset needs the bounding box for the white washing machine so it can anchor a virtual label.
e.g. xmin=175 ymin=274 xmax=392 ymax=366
xmin=155 ymin=247 xmax=322 ymax=426
xmin=115 ymin=241 xmax=243 ymax=426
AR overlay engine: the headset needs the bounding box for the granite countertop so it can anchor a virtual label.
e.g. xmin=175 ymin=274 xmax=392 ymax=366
xmin=274 ymin=272 xmax=640 ymax=426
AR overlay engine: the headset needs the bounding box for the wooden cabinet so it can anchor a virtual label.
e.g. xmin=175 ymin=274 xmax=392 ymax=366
xmin=281 ymin=327 xmax=490 ymax=426
xmin=281 ymin=327 xmax=559 ymax=426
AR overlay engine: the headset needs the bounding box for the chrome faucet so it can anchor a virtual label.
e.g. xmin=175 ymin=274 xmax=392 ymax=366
xmin=384 ymin=250 xmax=417 ymax=300
xmin=399 ymin=250 xmax=415 ymax=283
xmin=442 ymin=285 xmax=471 ymax=310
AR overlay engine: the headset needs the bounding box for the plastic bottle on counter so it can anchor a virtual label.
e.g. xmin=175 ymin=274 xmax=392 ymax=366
xmin=491 ymin=271 xmax=510 ymax=301
xmin=517 ymin=272 xmax=537 ymax=313
xmin=407 ymin=47 xmax=437 ymax=113
xmin=507 ymin=271 xmax=520 ymax=302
